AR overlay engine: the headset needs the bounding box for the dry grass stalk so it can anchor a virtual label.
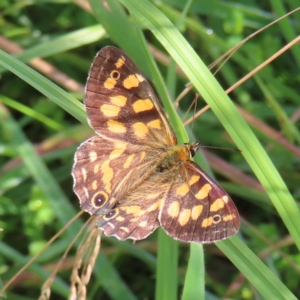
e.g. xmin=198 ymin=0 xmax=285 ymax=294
xmin=37 ymin=215 xmax=96 ymax=300
xmin=69 ymin=217 xmax=102 ymax=300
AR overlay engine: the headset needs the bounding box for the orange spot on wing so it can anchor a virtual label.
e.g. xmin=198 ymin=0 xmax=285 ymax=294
xmin=178 ymin=209 xmax=191 ymax=226
xmin=121 ymin=206 xmax=145 ymax=217
xmin=124 ymin=154 xmax=135 ymax=168
xmin=129 ymin=218 xmax=138 ymax=222
xmin=222 ymin=195 xmax=229 ymax=203
xmin=109 ymin=148 xmax=125 ymax=160
xmin=176 ymin=183 xmax=189 ymax=196
xmin=123 ymin=75 xmax=139 ymax=89
xmin=134 ymin=209 xmax=145 ymax=217
xmin=89 ymin=151 xmax=97 ymax=162
xmin=146 ymin=193 xmax=161 ymax=199
xmin=168 ymin=201 xmax=180 ymax=218
xmin=147 ymin=119 xmax=161 ymax=129
xmin=223 ymin=215 xmax=233 ymax=221
xmin=107 ymin=120 xmax=126 ymax=133
xmin=132 ymin=99 xmax=154 ymax=113
xmin=195 ymin=184 xmax=212 ymax=200
xmin=114 ymin=141 xmax=127 ymax=150
xmin=115 ymin=58 xmax=125 ymax=68
xmin=202 ymin=217 xmax=213 ymax=228
xmin=132 ymin=122 xmax=148 ymax=138
xmin=135 ymin=73 xmax=145 ymax=82
xmin=140 ymin=151 xmax=146 ymax=162
xmin=101 ymin=161 xmax=113 ymax=186
xmin=94 ymin=164 xmax=99 ymax=174
xmin=101 ymin=104 xmax=120 ymax=117
xmin=105 ymin=182 xmax=111 ymax=193
xmin=120 ymin=227 xmax=129 ymax=232
xmin=82 ymin=168 xmax=87 ymax=181
xmin=191 ymin=205 xmax=203 ymax=220
xmin=110 ymin=95 xmax=127 ymax=107
xmin=210 ymin=198 xmax=225 ymax=212
xmin=189 ymin=175 xmax=200 ymax=186
xmin=147 ymin=201 xmax=161 ymax=211
xmin=139 ymin=221 xmax=147 ymax=227
xmin=92 ymin=180 xmax=98 ymax=190
xmin=104 ymin=77 xmax=117 ymax=89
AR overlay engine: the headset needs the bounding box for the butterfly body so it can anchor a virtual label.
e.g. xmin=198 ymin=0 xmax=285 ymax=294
xmin=72 ymin=46 xmax=239 ymax=243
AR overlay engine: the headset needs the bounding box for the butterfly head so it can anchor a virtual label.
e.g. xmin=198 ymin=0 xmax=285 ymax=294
xmin=184 ymin=142 xmax=200 ymax=159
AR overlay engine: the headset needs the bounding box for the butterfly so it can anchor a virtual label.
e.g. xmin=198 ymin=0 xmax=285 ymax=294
xmin=72 ymin=46 xmax=239 ymax=243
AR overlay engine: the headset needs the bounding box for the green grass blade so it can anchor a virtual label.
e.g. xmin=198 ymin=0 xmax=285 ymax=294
xmin=0 ymin=242 xmax=69 ymax=297
xmin=181 ymin=244 xmax=204 ymax=300
xmin=155 ymin=230 xmax=178 ymax=300
xmin=0 ymin=95 xmax=64 ymax=131
xmin=0 ymin=49 xmax=86 ymax=124
xmin=217 ymin=236 xmax=297 ymax=300
xmin=0 ymin=25 xmax=106 ymax=73
xmin=255 ymin=77 xmax=300 ymax=144
xmin=270 ymin=0 xmax=300 ymax=68
xmin=119 ymin=0 xmax=300 ymax=252
xmin=0 ymin=104 xmax=79 ymax=234
xmin=118 ymin=1 xmax=299 ymax=299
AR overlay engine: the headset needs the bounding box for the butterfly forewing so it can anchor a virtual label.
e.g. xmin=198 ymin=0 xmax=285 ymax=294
xmin=85 ymin=46 xmax=177 ymax=148
xmin=72 ymin=46 xmax=240 ymax=244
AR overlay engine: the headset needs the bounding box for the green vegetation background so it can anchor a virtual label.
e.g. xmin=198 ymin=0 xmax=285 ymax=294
xmin=0 ymin=1 xmax=300 ymax=299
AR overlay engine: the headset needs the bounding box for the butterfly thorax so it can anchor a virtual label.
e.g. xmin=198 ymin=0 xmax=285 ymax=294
xmin=155 ymin=143 xmax=197 ymax=173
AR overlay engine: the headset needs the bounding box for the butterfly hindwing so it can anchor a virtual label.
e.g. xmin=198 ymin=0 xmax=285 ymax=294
xmin=98 ymin=194 xmax=162 ymax=241
xmin=159 ymin=161 xmax=239 ymax=243
xmin=72 ymin=136 xmax=160 ymax=216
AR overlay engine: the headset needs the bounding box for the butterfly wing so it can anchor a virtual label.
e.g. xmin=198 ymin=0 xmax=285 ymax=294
xmin=97 ymin=194 xmax=162 ymax=241
xmin=89 ymin=158 xmax=239 ymax=242
xmin=73 ymin=46 xmax=177 ymax=237
xmin=85 ymin=46 xmax=176 ymax=148
xmin=95 ymin=167 xmax=171 ymax=241
xmin=159 ymin=161 xmax=239 ymax=243
xmin=72 ymin=136 xmax=162 ymax=217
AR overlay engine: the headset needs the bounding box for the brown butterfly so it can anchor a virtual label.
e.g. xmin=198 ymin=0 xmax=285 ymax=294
xmin=72 ymin=46 xmax=239 ymax=243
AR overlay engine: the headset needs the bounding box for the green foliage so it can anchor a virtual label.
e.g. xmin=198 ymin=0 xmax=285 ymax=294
xmin=1 ymin=0 xmax=300 ymax=299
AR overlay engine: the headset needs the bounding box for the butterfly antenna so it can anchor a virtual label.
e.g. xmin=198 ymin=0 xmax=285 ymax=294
xmin=197 ymin=143 xmax=241 ymax=153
